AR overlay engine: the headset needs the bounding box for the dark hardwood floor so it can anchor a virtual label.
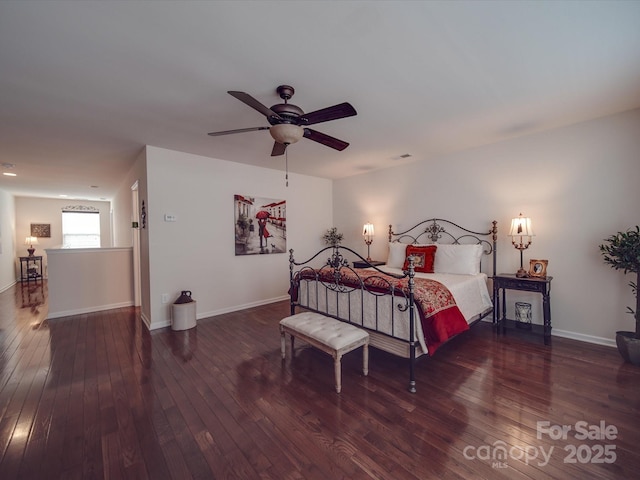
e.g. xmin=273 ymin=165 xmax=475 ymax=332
xmin=0 ymin=281 xmax=639 ymax=479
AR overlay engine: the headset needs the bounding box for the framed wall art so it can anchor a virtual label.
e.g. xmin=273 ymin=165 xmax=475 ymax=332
xmin=30 ymin=223 xmax=51 ymax=238
xmin=234 ymin=194 xmax=286 ymax=256
xmin=529 ymin=259 xmax=548 ymax=278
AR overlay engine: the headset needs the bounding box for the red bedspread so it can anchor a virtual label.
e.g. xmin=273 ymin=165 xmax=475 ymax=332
xmin=294 ymin=268 xmax=469 ymax=354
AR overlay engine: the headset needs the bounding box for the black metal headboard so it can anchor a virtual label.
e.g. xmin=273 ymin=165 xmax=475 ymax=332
xmin=388 ymin=218 xmax=498 ymax=276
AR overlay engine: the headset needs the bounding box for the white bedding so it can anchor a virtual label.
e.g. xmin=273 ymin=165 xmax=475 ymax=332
xmin=375 ymin=266 xmax=493 ymax=322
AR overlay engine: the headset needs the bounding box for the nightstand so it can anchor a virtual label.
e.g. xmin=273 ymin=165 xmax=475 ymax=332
xmin=493 ymin=274 xmax=553 ymax=345
xmin=352 ymin=260 xmax=385 ymax=269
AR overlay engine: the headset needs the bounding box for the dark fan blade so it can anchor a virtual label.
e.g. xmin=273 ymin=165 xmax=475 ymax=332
xmin=271 ymin=141 xmax=287 ymax=156
xmin=300 ymin=102 xmax=357 ymax=126
xmin=207 ymin=126 xmax=269 ymax=137
xmin=228 ymin=91 xmax=282 ymax=120
xmin=303 ymin=128 xmax=349 ymax=151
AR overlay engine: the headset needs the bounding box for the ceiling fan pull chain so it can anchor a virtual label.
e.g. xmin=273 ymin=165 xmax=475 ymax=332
xmin=285 ymin=146 xmax=289 ymax=187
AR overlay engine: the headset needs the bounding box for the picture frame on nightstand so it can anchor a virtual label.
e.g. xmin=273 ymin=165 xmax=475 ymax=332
xmin=529 ymin=259 xmax=548 ymax=278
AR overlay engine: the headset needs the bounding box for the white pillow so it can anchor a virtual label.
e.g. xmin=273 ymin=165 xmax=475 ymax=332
xmin=433 ymin=244 xmax=483 ymax=275
xmin=386 ymin=242 xmax=408 ymax=269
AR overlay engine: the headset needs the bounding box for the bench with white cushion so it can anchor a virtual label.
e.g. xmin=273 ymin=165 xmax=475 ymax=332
xmin=280 ymin=311 xmax=369 ymax=393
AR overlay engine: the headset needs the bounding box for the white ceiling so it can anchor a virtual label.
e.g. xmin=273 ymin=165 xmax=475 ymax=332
xmin=1 ymin=1 xmax=639 ymax=200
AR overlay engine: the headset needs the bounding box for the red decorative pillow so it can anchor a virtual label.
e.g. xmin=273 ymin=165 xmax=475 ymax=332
xmin=403 ymin=245 xmax=437 ymax=273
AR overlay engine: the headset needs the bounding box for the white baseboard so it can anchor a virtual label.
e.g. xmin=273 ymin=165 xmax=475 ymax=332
xmin=197 ymin=294 xmax=290 ymax=320
xmin=47 ymin=301 xmax=134 ymax=320
xmin=480 ymin=317 xmax=617 ymax=348
xmin=146 ymin=295 xmax=290 ymax=331
xmin=149 ymin=319 xmax=171 ymax=330
xmin=551 ymin=328 xmax=616 ymax=348
xmin=0 ymin=280 xmax=17 ymax=294
xmin=141 ymin=311 xmax=152 ymax=330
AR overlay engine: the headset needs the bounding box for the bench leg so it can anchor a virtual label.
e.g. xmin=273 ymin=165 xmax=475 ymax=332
xmin=334 ymin=354 xmax=342 ymax=394
xmin=280 ymin=328 xmax=286 ymax=359
xmin=363 ymin=344 xmax=369 ymax=376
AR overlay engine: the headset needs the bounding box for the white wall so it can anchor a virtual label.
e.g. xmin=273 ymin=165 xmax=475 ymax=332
xmin=333 ymin=109 xmax=640 ymax=345
xmin=46 ymin=247 xmax=133 ymax=318
xmin=0 ymin=189 xmax=16 ymax=292
xmin=142 ymin=146 xmax=332 ymax=329
xmin=14 ymin=197 xmax=112 ymax=279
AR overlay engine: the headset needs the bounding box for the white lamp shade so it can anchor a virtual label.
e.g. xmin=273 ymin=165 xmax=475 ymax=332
xmin=509 ymin=215 xmax=534 ymax=237
xmin=269 ymin=124 xmax=304 ymax=145
xmin=24 ymin=236 xmax=39 ymax=246
xmin=362 ymin=223 xmax=374 ymax=244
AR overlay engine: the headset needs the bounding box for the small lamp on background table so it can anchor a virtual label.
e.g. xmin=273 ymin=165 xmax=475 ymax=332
xmin=24 ymin=236 xmax=39 ymax=256
xmin=363 ymin=223 xmax=374 ymax=262
xmin=509 ymin=213 xmax=534 ymax=278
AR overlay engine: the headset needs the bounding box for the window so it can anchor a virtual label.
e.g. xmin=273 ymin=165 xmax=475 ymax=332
xmin=62 ymin=211 xmax=100 ymax=248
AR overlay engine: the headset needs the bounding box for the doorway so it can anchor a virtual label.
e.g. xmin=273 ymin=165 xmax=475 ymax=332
xmin=131 ymin=181 xmax=142 ymax=307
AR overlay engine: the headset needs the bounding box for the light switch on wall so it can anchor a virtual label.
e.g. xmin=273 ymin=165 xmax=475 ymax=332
xmin=164 ymin=214 xmax=176 ymax=222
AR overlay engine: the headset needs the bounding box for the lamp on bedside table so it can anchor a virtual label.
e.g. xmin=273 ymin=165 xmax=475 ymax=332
xmin=509 ymin=213 xmax=534 ymax=278
xmin=24 ymin=236 xmax=38 ymax=256
xmin=363 ymin=223 xmax=374 ymax=262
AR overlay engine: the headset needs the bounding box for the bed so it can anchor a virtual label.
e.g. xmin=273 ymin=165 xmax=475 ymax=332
xmin=288 ymin=218 xmax=498 ymax=392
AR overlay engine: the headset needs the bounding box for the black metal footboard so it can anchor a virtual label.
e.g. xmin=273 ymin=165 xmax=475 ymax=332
xmin=289 ymin=245 xmax=420 ymax=393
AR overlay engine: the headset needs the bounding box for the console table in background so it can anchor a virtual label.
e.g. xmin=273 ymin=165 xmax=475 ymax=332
xmin=19 ymin=255 xmax=43 ymax=283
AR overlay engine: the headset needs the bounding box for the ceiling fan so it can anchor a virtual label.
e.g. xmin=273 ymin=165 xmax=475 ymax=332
xmin=207 ymin=85 xmax=357 ymax=156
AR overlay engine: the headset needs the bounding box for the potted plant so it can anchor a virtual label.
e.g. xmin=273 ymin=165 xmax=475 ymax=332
xmin=599 ymin=225 xmax=640 ymax=365
xmin=323 ymin=227 xmax=343 ymax=247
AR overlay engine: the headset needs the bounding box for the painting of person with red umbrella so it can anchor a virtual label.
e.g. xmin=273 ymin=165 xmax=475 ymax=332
xmin=234 ymin=194 xmax=287 ymax=255
xmin=255 ymin=210 xmax=271 ymax=249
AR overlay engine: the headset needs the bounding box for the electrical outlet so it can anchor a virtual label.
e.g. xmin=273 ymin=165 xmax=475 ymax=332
xmin=161 ymin=293 xmax=169 ymax=304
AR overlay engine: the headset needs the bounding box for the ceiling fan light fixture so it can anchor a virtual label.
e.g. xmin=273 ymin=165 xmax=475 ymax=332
xmin=270 ymin=124 xmax=304 ymax=145
xmin=208 ymin=86 xmax=356 ymax=155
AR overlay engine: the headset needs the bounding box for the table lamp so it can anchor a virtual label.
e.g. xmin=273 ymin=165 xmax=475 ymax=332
xmin=508 ymin=213 xmax=534 ymax=277
xmin=25 ymin=236 xmax=39 ymax=256
xmin=363 ymin=223 xmax=374 ymax=262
